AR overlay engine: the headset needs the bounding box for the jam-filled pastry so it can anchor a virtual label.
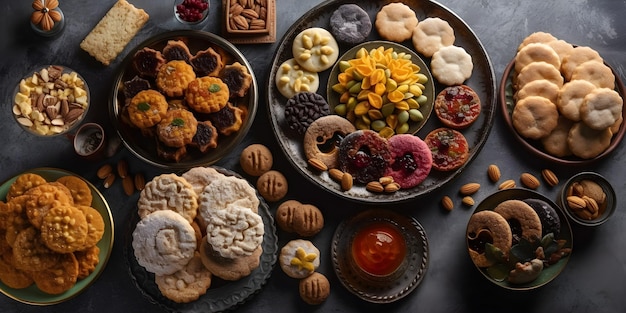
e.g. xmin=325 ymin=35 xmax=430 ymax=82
xmin=190 ymin=120 xmax=219 ymax=153
xmin=190 ymin=47 xmax=224 ymax=77
xmin=156 ymin=137 xmax=188 ymax=162
xmin=220 ymin=62 xmax=252 ymax=98
xmin=208 ymin=102 xmax=244 ymax=136
xmin=162 ymin=40 xmax=193 ymax=63
xmin=132 ymin=47 xmax=166 ymax=78
xmin=157 ymin=108 xmax=198 ymax=148
xmin=123 ymin=75 xmax=151 ymax=100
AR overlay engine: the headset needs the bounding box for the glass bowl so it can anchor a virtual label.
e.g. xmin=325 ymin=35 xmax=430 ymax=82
xmin=558 ymin=172 xmax=616 ymax=227
xmin=174 ymin=0 xmax=209 ymax=25
xmin=12 ymin=64 xmax=89 ymax=137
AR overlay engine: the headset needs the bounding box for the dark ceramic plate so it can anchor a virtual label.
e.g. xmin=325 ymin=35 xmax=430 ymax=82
xmin=110 ymin=30 xmax=258 ymax=169
xmin=125 ymin=166 xmax=277 ymax=313
xmin=331 ymin=209 xmax=429 ymax=303
xmin=499 ymin=58 xmax=626 ymax=165
xmin=0 ymin=168 xmax=114 ymax=305
xmin=466 ymin=188 xmax=573 ymax=290
xmin=267 ymin=0 xmax=497 ymax=203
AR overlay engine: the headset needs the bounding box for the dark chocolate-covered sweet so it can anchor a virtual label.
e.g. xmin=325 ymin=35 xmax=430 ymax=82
xmin=284 ymin=92 xmax=330 ymax=136
xmin=329 ymin=4 xmax=372 ymax=45
xmin=523 ymin=198 xmax=561 ymax=237
xmin=338 ymin=130 xmax=391 ymax=184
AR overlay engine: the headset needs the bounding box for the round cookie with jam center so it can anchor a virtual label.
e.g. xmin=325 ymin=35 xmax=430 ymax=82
xmin=292 ymin=27 xmax=339 ymax=73
xmin=338 ymin=130 xmax=392 ymax=184
xmin=384 ymin=134 xmax=432 ymax=189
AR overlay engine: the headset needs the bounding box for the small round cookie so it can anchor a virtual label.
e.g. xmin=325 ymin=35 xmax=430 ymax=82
xmin=411 ymin=17 xmax=455 ymax=58
xmin=157 ymin=109 xmax=199 ymax=148
xmin=199 ymin=238 xmax=262 ymax=281
xmin=197 ymin=174 xmax=260 ymax=224
xmin=138 ymin=173 xmax=199 ymax=223
xmin=6 ymin=173 xmax=47 ymax=201
xmin=514 ymin=42 xmax=561 ymax=74
xmin=189 ymin=47 xmax=224 ymax=77
xmin=279 ymin=239 xmax=320 ymax=279
xmin=56 ymin=175 xmax=93 ymax=206
xmin=40 ymin=205 xmax=89 ymax=253
xmin=580 ymin=87 xmax=623 ymax=130
xmin=515 ymin=79 xmax=560 ymax=105
xmin=375 ymin=2 xmax=418 ymax=42
xmin=205 ymin=205 xmax=264 ymax=258
xmin=512 ymin=95 xmax=559 ymax=140
xmin=299 ymin=272 xmax=330 ymax=305
xmin=466 ymin=210 xmax=512 ymax=268
xmin=546 ymin=39 xmax=575 ymax=63
xmin=541 ymin=116 xmax=574 ymax=158
xmin=329 ymin=4 xmax=372 ymax=45
xmin=156 ymin=60 xmax=197 ymax=97
xmin=494 ymin=200 xmax=543 ymax=243
xmin=220 ymin=62 xmax=253 ymax=98
xmin=560 ymin=46 xmax=603 ymax=81
xmin=240 ymin=144 xmax=274 ymax=176
xmin=128 ymin=89 xmax=169 ymax=129
xmin=181 ymin=166 xmax=225 ymax=195
xmin=132 ymin=210 xmax=197 ymax=276
xmin=557 ymin=79 xmax=597 ymax=121
xmin=185 ymin=76 xmax=230 ymax=114
xmin=257 ymin=170 xmax=288 ymax=202
xmin=384 ymin=134 xmax=432 ymax=189
xmin=12 ymin=227 xmax=61 ymax=272
xmin=568 ymin=122 xmax=613 ymax=159
xmin=275 ymin=200 xmax=324 ymax=237
xmin=25 ymin=183 xmax=74 ymax=229
xmin=517 ymin=31 xmax=558 ymax=51
xmin=74 ymin=245 xmax=100 ymax=279
xmin=0 ymin=251 xmax=33 ymax=289
xmin=303 ymin=115 xmax=356 ymax=169
xmin=570 ymin=60 xmax=616 ymax=89
xmin=32 ymin=252 xmax=79 ymax=295
xmin=515 ymin=61 xmax=564 ymax=90
xmin=434 ymin=84 xmax=482 ymax=129
xmin=284 ymin=91 xmax=330 ymax=136
xmin=275 ymin=58 xmax=320 ymax=99
xmin=430 ymin=45 xmax=473 ymax=86
xmin=75 ymin=205 xmax=105 ymax=250
xmin=155 ymin=252 xmax=212 ymax=303
xmin=292 ymin=27 xmax=339 ymax=73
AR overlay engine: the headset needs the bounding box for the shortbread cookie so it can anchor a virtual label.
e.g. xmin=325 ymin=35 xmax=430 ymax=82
xmin=40 ymin=205 xmax=89 ymax=253
xmin=467 ymin=210 xmax=512 ymax=268
xmin=430 ymin=45 xmax=473 ymax=86
xmin=56 ymin=175 xmax=93 ymax=206
xmin=517 ymin=31 xmax=558 ymax=51
xmin=257 ymin=170 xmax=288 ymax=202
xmin=132 ymin=210 xmax=197 ymax=276
xmin=292 ymin=27 xmax=339 ymax=73
xmin=299 ymin=272 xmax=330 ymax=305
xmin=137 ymin=173 xmax=198 ymax=223
xmin=6 ymin=173 xmax=47 ymax=201
xmin=275 ymin=200 xmax=324 ymax=237
xmin=279 ymin=239 xmax=320 ymax=279
xmin=75 ymin=205 xmax=105 ymax=250
xmin=557 ymin=80 xmax=597 ymax=121
xmin=74 ymin=245 xmax=100 ymax=279
xmin=567 ymin=122 xmax=613 ymax=159
xmin=561 ymin=46 xmax=603 ymax=81
xmin=580 ymin=88 xmax=623 ymax=130
xmin=155 ymin=252 xmax=212 ymax=303
xmin=411 ymin=17 xmax=455 ymax=58
xmin=275 ymin=58 xmax=320 ymax=99
xmin=515 ymin=61 xmax=564 ymax=89
xmin=515 ymin=79 xmax=560 ymax=105
xmin=375 ymin=2 xmax=418 ymax=42
xmin=25 ymin=183 xmax=74 ymax=229
xmin=546 ymin=39 xmax=574 ymax=63
xmin=239 ymin=144 xmax=273 ymax=176
xmin=181 ymin=166 xmax=225 ymax=195
xmin=12 ymin=227 xmax=61 ymax=272
xmin=205 ymin=205 xmax=264 ymax=258
xmin=570 ymin=60 xmax=615 ymax=89
xmin=514 ymin=42 xmax=561 ymax=74
xmin=541 ymin=116 xmax=574 ymax=157
xmin=494 ymin=200 xmax=542 ymax=242
xmin=199 ymin=239 xmax=262 ymax=281
xmin=32 ymin=252 xmax=79 ymax=295
xmin=512 ymin=95 xmax=559 ymax=140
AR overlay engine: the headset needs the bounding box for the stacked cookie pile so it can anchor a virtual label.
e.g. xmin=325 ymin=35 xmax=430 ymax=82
xmin=511 ymin=32 xmax=623 ymax=159
xmin=131 ymin=166 xmax=264 ymax=303
xmin=0 ymin=173 xmax=104 ymax=294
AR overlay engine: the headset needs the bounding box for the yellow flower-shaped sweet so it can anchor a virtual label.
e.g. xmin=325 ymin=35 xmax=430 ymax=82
xmin=290 ymin=247 xmax=318 ymax=272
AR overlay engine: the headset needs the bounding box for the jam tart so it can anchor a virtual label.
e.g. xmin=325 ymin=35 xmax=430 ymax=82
xmin=162 ymin=40 xmax=193 ymax=62
xmin=190 ymin=47 xmax=224 ymax=77
xmin=132 ymin=47 xmax=166 ymax=78
xmin=208 ymin=102 xmax=244 ymax=136
xmin=220 ymin=62 xmax=252 ymax=98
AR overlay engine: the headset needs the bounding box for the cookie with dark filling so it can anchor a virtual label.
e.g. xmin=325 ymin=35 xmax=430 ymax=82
xmin=190 ymin=47 xmax=224 ymax=77
xmin=220 ymin=62 xmax=253 ymax=98
xmin=162 ymin=40 xmax=193 ymax=62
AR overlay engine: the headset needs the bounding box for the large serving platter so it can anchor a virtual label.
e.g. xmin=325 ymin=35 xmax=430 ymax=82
xmin=267 ymin=0 xmax=497 ymax=203
xmin=0 ymin=168 xmax=114 ymax=305
xmin=124 ymin=166 xmax=278 ymax=313
xmin=110 ymin=30 xmax=258 ymax=169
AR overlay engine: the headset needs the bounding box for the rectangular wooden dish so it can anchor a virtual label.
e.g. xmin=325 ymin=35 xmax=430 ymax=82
xmin=224 ymin=0 xmax=273 ymax=35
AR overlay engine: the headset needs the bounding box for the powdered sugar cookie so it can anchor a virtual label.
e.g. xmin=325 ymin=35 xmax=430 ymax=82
xmin=557 ymin=79 xmax=597 ymax=121
xmin=155 ymin=252 xmax=212 ymax=303
xmin=411 ymin=17 xmax=455 ymax=58
xmin=430 ymin=45 xmax=473 ymax=86
xmin=137 ymin=173 xmax=198 ymax=223
xmin=197 ymin=175 xmax=260 ymax=227
xmin=292 ymin=28 xmax=339 ymax=73
xmin=580 ymin=87 xmax=623 ymax=130
xmin=199 ymin=239 xmax=262 ymax=281
xmin=375 ymin=2 xmax=418 ymax=42
xmin=205 ymin=205 xmax=264 ymax=259
xmin=181 ymin=166 xmax=225 ymax=195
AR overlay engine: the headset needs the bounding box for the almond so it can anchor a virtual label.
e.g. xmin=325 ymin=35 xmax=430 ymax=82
xmin=487 ymin=164 xmax=501 ymax=183
xmin=566 ymin=196 xmax=586 ymax=211
xmin=103 ymin=173 xmax=116 ymax=189
xmin=384 ymin=182 xmax=400 ymax=193
xmin=328 ymin=168 xmax=343 ymax=182
xmin=541 ymin=169 xmax=559 ymax=187
xmin=498 ymin=179 xmax=516 ymax=190
xmin=122 ymin=175 xmax=135 ymax=196
xmin=97 ymin=164 xmax=113 ymax=179
xmin=241 ymin=8 xmax=259 ymax=19
xmin=366 ymin=181 xmax=384 ymax=193
xmin=307 ymin=158 xmax=328 ymax=172
xmin=134 ymin=173 xmax=146 ymax=191
xmin=459 ymin=183 xmax=480 ymax=195
xmin=341 ymin=172 xmax=353 ymax=191
xmin=520 ymin=172 xmax=540 ymax=189
xmin=117 ymin=159 xmax=129 ymax=178
xmin=441 ymin=196 xmax=454 ymax=211
xmin=378 ymin=176 xmax=394 ymax=185
xmin=462 ymin=196 xmax=475 ymax=207
xmin=582 ymin=195 xmax=599 ymax=214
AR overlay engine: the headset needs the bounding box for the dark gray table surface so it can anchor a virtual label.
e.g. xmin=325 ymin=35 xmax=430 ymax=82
xmin=1 ymin=0 xmax=625 ymax=312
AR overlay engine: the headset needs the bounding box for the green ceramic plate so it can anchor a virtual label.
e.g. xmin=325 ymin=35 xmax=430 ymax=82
xmin=0 ymin=168 xmax=114 ymax=305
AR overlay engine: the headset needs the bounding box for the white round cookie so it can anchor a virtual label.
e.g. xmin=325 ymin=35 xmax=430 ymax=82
xmin=275 ymin=58 xmax=319 ymax=99
xmin=279 ymin=239 xmax=320 ymax=279
xmin=411 ymin=17 xmax=455 ymax=58
xmin=137 ymin=173 xmax=199 ymax=223
xmin=430 ymin=45 xmax=473 ymax=86
xmin=197 ymin=174 xmax=260 ymax=227
xmin=292 ymin=27 xmax=339 ymax=73
xmin=132 ymin=210 xmax=197 ymax=276
xmin=205 ymin=205 xmax=264 ymax=259
xmin=181 ymin=166 xmax=225 ymax=195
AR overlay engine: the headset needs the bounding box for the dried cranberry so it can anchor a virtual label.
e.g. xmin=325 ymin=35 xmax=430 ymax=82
xmin=391 ymin=153 xmax=418 ymax=173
